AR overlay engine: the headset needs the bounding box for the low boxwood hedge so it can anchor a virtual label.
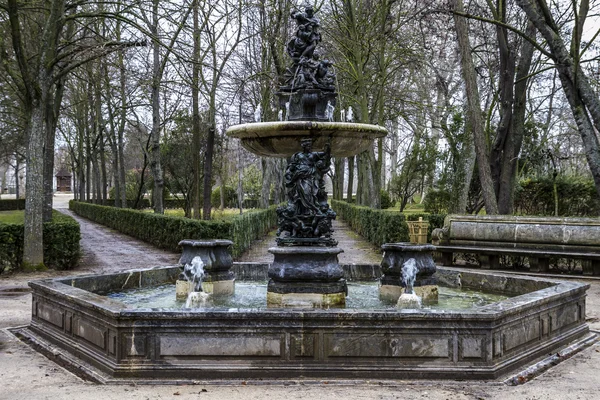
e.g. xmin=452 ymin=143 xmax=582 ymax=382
xmin=0 ymin=210 xmax=80 ymax=273
xmin=69 ymin=201 xmax=277 ymax=258
xmin=0 ymin=199 xmax=26 ymax=211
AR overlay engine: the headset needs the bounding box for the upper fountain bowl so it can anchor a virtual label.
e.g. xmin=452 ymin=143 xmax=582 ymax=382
xmin=226 ymin=121 xmax=388 ymax=158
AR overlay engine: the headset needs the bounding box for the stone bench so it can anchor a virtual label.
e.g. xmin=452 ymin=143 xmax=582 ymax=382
xmin=432 ymin=215 xmax=600 ymax=275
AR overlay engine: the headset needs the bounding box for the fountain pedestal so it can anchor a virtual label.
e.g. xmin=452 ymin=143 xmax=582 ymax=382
xmin=267 ymin=246 xmax=346 ymax=308
xmin=178 ymin=239 xmax=235 ymax=296
xmin=379 ymin=243 xmax=438 ymax=304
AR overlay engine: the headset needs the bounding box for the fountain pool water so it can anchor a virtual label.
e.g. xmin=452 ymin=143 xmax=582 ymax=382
xmin=107 ymin=281 xmax=509 ymax=310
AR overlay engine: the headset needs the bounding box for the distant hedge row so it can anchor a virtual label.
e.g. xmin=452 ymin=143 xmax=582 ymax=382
xmin=69 ymin=201 xmax=277 ymax=258
xmin=330 ymin=200 xmax=445 ymax=247
xmin=84 ymin=198 xmax=262 ymax=210
xmin=0 ymin=199 xmax=26 ymax=211
xmin=0 ymin=211 xmax=80 ymax=273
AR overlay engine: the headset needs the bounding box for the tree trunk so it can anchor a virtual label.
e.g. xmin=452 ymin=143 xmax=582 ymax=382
xmin=85 ymin=111 xmax=92 ymax=201
xmin=96 ymin=78 xmax=108 ymax=202
xmin=192 ymin=0 xmax=201 ymax=219
xmin=202 ymin=123 xmax=216 ymax=219
xmin=149 ymin=0 xmax=164 ymax=214
xmin=118 ymin=50 xmax=127 ymax=208
xmin=14 ymin=158 xmax=20 ymax=199
xmin=497 ymin=21 xmax=536 ymax=214
xmin=356 ymin=154 xmax=363 ymax=204
xmin=452 ymin=0 xmax=499 ymax=214
xmin=108 ymin=129 xmax=120 ymax=207
xmin=92 ymin=150 xmax=101 ymax=202
xmin=333 ymin=158 xmax=344 ymax=200
xmin=346 ymin=156 xmax=354 ymax=201
xmin=23 ymin=101 xmax=46 ymax=267
xmin=450 ymin=118 xmax=476 ymax=213
xmin=260 ymin=158 xmax=272 ymax=209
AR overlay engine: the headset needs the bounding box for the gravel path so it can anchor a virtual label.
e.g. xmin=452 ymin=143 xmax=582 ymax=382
xmin=60 ymin=208 xmax=179 ymax=275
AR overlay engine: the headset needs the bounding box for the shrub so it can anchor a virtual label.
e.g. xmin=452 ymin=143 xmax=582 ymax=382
xmin=211 ymin=186 xmax=238 ymax=208
xmin=423 ymin=189 xmax=451 ymax=214
xmin=163 ymin=199 xmax=187 ymax=209
xmin=69 ymin=200 xmax=276 ymax=258
xmin=0 ymin=210 xmax=80 ymax=273
xmin=0 ymin=199 xmax=26 ymax=211
xmin=380 ymin=190 xmax=393 ymax=209
xmin=515 ymin=176 xmax=600 ymax=216
xmin=84 ymin=198 xmax=151 ymax=209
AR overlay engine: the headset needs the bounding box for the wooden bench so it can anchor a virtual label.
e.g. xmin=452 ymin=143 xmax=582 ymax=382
xmin=432 ymin=215 xmax=600 ymax=275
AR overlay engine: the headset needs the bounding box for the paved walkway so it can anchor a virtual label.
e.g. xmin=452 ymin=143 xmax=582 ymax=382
xmin=237 ymin=219 xmax=382 ymax=264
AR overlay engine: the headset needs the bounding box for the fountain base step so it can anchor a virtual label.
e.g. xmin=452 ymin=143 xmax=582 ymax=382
xmin=379 ymin=284 xmax=439 ymax=305
xmin=267 ymin=279 xmax=347 ymax=308
xmin=267 ymin=290 xmax=346 ymax=308
xmin=176 ymin=279 xmax=235 ymax=300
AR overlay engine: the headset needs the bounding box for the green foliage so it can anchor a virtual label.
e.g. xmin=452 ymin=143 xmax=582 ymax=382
xmin=230 ymin=164 xmax=262 ymax=200
xmin=85 ymin=198 xmax=151 ymax=209
xmin=0 ymin=223 xmax=22 ymax=273
xmin=331 ymin=200 xmax=409 ymax=246
xmin=212 ymin=186 xmax=238 ymax=208
xmin=230 ymin=208 xmax=278 ymax=257
xmin=0 ymin=199 xmax=26 ymax=211
xmin=380 ymin=190 xmax=393 ymax=209
xmin=423 ymin=189 xmax=451 ymax=214
xmin=515 ymin=175 xmax=600 ymax=216
xmin=109 ymin=169 xmax=151 ymax=201
xmin=69 ymin=200 xmax=277 ymax=258
xmin=0 ymin=210 xmax=24 ymax=224
xmin=163 ymin=199 xmax=187 ymax=209
xmin=162 ymin=116 xmax=197 ymax=212
xmin=0 ymin=210 xmax=80 ymax=274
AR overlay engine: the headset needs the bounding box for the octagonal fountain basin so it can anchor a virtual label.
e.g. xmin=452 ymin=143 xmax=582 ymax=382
xmin=226 ymin=121 xmax=388 ymax=157
xmin=14 ymin=265 xmax=591 ymax=383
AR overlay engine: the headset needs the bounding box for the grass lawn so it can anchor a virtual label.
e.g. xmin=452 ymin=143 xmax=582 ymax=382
xmin=0 ymin=210 xmax=72 ymax=224
xmin=0 ymin=210 xmax=24 ymax=224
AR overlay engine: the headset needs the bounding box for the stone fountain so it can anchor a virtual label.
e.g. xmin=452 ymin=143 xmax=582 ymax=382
xmin=11 ymin=2 xmax=594 ymax=384
xmin=227 ymin=3 xmax=386 ymax=307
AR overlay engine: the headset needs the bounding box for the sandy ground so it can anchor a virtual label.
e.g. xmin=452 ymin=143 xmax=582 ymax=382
xmin=1 ymin=193 xmax=599 ymax=399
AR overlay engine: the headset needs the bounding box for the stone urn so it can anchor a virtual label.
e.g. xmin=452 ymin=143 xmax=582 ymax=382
xmin=379 ymin=243 xmax=438 ymax=304
xmin=177 ymin=239 xmax=235 ymax=297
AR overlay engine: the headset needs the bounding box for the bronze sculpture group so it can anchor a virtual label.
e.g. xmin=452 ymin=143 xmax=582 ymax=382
xmin=282 ymin=4 xmax=336 ymax=92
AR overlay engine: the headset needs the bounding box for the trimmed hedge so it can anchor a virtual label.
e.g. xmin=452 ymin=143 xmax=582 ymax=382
xmin=69 ymin=200 xmax=277 ymax=258
xmin=84 ymin=198 xmax=152 ymax=209
xmin=0 ymin=199 xmax=26 ymax=211
xmin=330 ymin=200 xmax=446 ymax=247
xmin=515 ymin=176 xmax=600 ymax=216
xmin=230 ymin=208 xmax=278 ymax=257
xmin=331 ymin=200 xmax=409 ymax=247
xmin=0 ymin=210 xmax=80 ymax=273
